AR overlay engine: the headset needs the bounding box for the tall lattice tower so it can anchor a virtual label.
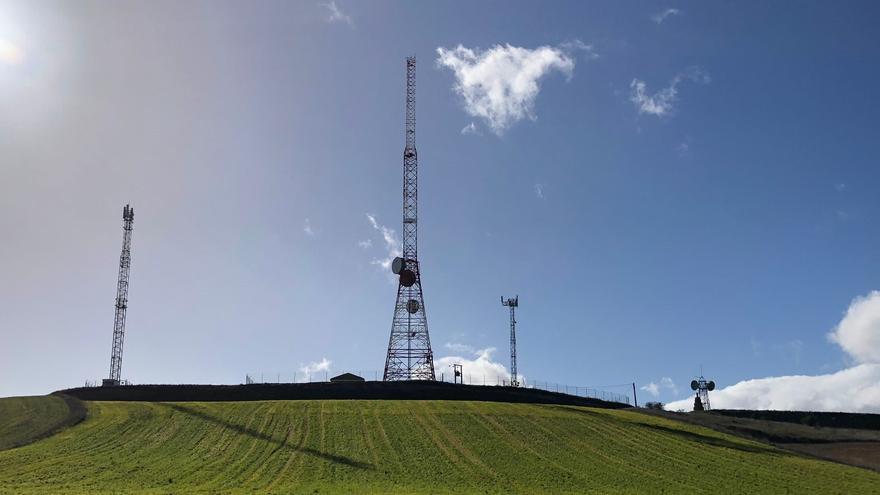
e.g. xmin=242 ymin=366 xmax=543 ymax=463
xmin=104 ymin=204 xmax=134 ymax=387
xmin=502 ymin=296 xmax=519 ymax=387
xmin=383 ymin=57 xmax=435 ymax=381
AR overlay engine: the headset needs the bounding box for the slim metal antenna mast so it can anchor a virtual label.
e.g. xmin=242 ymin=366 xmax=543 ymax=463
xmin=502 ymin=296 xmax=519 ymax=386
xmin=106 ymin=204 xmax=134 ymax=386
xmin=383 ymin=56 xmax=435 ymax=381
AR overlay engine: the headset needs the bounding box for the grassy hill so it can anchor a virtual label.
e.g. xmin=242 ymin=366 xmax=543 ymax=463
xmin=0 ymin=395 xmax=85 ymax=451
xmin=1 ymin=397 xmax=879 ymax=494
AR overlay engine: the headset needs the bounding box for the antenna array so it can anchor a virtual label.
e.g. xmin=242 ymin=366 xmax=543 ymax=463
xmin=690 ymin=375 xmax=715 ymax=411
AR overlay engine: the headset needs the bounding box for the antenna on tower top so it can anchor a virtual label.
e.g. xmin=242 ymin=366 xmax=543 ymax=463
xmin=501 ymin=296 xmax=519 ymax=387
xmin=383 ymin=56 xmax=435 ymax=381
xmin=104 ymin=204 xmax=135 ymax=387
xmin=690 ymin=373 xmax=715 ymax=411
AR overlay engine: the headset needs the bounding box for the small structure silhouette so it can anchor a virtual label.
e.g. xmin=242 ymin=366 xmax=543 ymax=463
xmin=330 ymin=373 xmax=365 ymax=383
xmin=690 ymin=374 xmax=715 ymax=411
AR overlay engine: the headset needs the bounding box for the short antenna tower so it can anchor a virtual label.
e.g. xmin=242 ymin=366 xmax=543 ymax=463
xmin=690 ymin=374 xmax=715 ymax=411
xmin=383 ymin=56 xmax=435 ymax=381
xmin=105 ymin=204 xmax=134 ymax=387
xmin=501 ymin=296 xmax=519 ymax=387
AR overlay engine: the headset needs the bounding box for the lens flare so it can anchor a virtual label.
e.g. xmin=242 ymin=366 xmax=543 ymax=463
xmin=0 ymin=37 xmax=23 ymax=65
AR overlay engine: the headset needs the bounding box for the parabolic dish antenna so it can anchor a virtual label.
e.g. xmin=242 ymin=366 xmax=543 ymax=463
xmin=399 ymin=269 xmax=416 ymax=287
xmin=707 ymin=381 xmax=715 ymax=391
xmin=690 ymin=380 xmax=699 ymax=391
xmin=392 ymin=257 xmax=405 ymax=275
xmin=407 ymin=299 xmax=420 ymax=314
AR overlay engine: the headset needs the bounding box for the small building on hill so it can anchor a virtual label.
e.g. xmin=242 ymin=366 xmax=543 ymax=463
xmin=330 ymin=372 xmax=365 ymax=382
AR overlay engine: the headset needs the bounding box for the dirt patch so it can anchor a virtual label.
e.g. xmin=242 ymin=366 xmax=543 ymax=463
xmin=779 ymin=442 xmax=880 ymax=472
xmin=637 ymin=408 xmax=880 ymax=472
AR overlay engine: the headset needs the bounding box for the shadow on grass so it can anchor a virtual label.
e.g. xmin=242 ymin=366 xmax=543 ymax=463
xmin=163 ymin=403 xmax=374 ymax=470
xmin=550 ymin=405 xmax=775 ymax=455
xmin=639 ymin=423 xmax=776 ymax=454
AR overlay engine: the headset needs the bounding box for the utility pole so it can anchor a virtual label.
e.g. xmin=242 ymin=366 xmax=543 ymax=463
xmin=104 ymin=204 xmax=134 ymax=387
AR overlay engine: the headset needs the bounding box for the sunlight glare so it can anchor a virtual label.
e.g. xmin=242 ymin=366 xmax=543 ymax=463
xmin=0 ymin=37 xmax=23 ymax=65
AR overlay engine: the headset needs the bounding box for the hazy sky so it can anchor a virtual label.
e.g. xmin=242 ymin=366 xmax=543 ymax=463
xmin=1 ymin=1 xmax=879 ymax=410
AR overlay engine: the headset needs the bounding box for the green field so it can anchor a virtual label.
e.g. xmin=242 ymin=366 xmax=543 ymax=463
xmin=0 ymin=397 xmax=878 ymax=494
xmin=0 ymin=395 xmax=79 ymax=451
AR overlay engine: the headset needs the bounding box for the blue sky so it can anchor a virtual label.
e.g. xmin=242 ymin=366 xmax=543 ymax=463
xmin=1 ymin=1 xmax=879 ymax=410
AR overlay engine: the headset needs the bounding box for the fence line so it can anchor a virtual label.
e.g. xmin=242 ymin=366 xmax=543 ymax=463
xmin=240 ymin=370 xmax=632 ymax=405
xmin=83 ymin=371 xmax=632 ymax=405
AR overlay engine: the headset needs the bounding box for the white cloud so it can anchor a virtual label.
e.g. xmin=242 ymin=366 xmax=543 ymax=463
xmin=660 ymin=377 xmax=678 ymax=395
xmin=365 ymin=213 xmax=401 ymax=271
xmin=461 ymin=122 xmax=479 ymax=135
xmin=444 ymin=342 xmax=476 ymax=354
xmin=666 ymin=364 xmax=880 ymax=413
xmin=677 ymin=136 xmax=693 ymax=156
xmin=828 ymin=291 xmax=880 ymax=363
xmin=320 ymin=1 xmax=352 ymax=25
xmin=652 ymin=8 xmax=681 ymax=24
xmin=299 ymin=357 xmax=332 ymax=376
xmin=630 ymin=67 xmax=710 ymax=117
xmin=436 ymin=43 xmax=588 ymax=135
xmin=835 ymin=183 xmax=847 ymax=192
xmin=303 ymin=218 xmax=315 ymax=237
xmin=534 ymin=183 xmax=545 ymax=199
xmin=357 ymin=239 xmax=372 ymax=249
xmin=677 ymin=141 xmax=690 ymax=155
xmin=641 ymin=377 xmax=677 ymax=397
xmin=435 ymin=347 xmax=524 ymax=386
xmin=641 ymin=382 xmax=660 ymax=397
xmin=667 ymin=291 xmax=880 ymax=413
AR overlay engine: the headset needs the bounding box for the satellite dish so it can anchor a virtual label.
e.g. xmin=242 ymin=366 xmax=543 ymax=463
xmin=690 ymin=380 xmax=699 ymax=391
xmin=392 ymin=257 xmax=405 ymax=275
xmin=406 ymin=299 xmax=420 ymax=314
xmin=399 ymin=269 xmax=416 ymax=287
xmin=707 ymin=381 xmax=715 ymax=391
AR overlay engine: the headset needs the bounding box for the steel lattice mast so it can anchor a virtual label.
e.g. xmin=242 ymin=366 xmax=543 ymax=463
xmin=502 ymin=296 xmax=519 ymax=387
xmin=106 ymin=204 xmax=134 ymax=386
xmin=383 ymin=57 xmax=435 ymax=381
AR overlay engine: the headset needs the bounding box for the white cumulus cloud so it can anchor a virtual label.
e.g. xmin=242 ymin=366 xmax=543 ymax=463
xmin=437 ymin=43 xmax=588 ymax=135
xmin=460 ymin=122 xmax=479 ymax=135
xmin=666 ymin=364 xmax=880 ymax=413
xmin=828 ymin=290 xmax=880 ymax=363
xmin=320 ymin=1 xmax=352 ymax=25
xmin=667 ymin=291 xmax=880 ymax=413
xmin=303 ymin=218 xmax=315 ymax=237
xmin=641 ymin=377 xmax=677 ymax=397
xmin=534 ymin=183 xmax=545 ymax=199
xmin=652 ymin=8 xmax=681 ymax=24
xmin=365 ymin=213 xmax=401 ymax=271
xmin=630 ymin=67 xmax=709 ymax=117
xmin=299 ymin=357 xmax=332 ymax=376
xmin=435 ymin=347 xmax=523 ymax=386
